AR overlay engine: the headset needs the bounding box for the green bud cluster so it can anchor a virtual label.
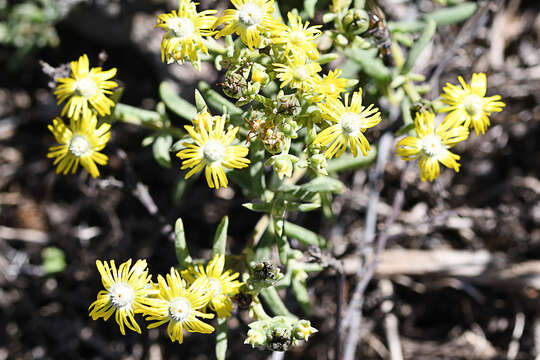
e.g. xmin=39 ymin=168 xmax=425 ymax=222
xmin=245 ymin=316 xmax=318 ymax=351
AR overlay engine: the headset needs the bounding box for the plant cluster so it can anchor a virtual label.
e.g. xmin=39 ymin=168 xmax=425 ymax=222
xmin=44 ymin=0 xmax=505 ymax=356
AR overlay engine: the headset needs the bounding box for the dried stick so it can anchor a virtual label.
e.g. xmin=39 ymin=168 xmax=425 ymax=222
xmin=342 ymin=157 xmax=408 ymax=360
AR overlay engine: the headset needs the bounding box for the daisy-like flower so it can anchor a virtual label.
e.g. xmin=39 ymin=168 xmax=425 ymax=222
xmin=314 ymin=90 xmax=381 ymax=158
xmin=440 ymin=73 xmax=505 ymax=135
xmin=214 ymin=0 xmax=283 ymax=49
xmin=177 ymin=112 xmax=250 ymax=189
xmin=272 ymin=12 xmax=321 ymax=60
xmin=182 ymin=254 xmax=243 ymax=318
xmin=396 ymin=111 xmax=469 ymax=182
xmin=309 ymin=69 xmax=349 ymax=102
xmin=47 ymin=111 xmax=111 ymax=178
xmin=156 ymin=0 xmax=217 ymax=65
xmin=144 ymin=268 xmax=214 ymax=343
xmin=89 ymin=259 xmax=161 ymax=335
xmin=274 ymin=53 xmax=322 ymax=91
xmin=54 ymin=54 xmax=117 ymax=119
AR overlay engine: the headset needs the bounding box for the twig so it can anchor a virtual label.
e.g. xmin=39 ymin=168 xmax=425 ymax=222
xmin=117 ymin=149 xmax=173 ymax=239
xmin=380 ymin=279 xmax=403 ymax=360
xmin=0 ymin=225 xmax=48 ymax=244
xmin=342 ymin=162 xmax=409 ymax=360
xmin=507 ymin=311 xmax=525 ymax=360
xmin=533 ymin=317 xmax=540 ymax=360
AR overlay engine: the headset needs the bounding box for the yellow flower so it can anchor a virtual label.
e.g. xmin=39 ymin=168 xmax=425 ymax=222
xmin=47 ymin=112 xmax=111 ymax=178
xmin=182 ymin=254 xmax=243 ymax=318
xmin=214 ymin=0 xmax=283 ymax=49
xmin=89 ymin=259 xmax=161 ymax=335
xmin=274 ymin=52 xmax=322 ymax=91
xmin=144 ymin=268 xmax=214 ymax=343
xmin=177 ymin=112 xmax=250 ymax=189
xmin=156 ymin=0 xmax=217 ymax=65
xmin=54 ymin=54 xmax=117 ymax=119
xmin=440 ymin=73 xmax=505 ymax=135
xmin=272 ymin=12 xmax=321 ymax=60
xmin=396 ymin=112 xmax=469 ymax=182
xmin=314 ymin=90 xmax=381 ymax=158
xmin=309 ymin=69 xmax=349 ymax=102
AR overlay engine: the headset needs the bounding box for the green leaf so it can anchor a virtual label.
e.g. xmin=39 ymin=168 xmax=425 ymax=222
xmin=216 ymin=318 xmax=228 ymax=360
xmin=260 ymin=287 xmax=296 ymax=318
xmin=152 ymin=133 xmax=172 ymax=168
xmin=283 ymin=221 xmax=327 ymax=248
xmin=326 ymin=148 xmax=377 ymax=172
xmin=292 ymin=277 xmax=311 ymax=315
xmin=389 ymin=2 xmax=477 ymax=33
xmin=174 ymin=218 xmax=192 ymax=268
xmin=297 ymin=203 xmax=321 ymax=212
xmin=304 ymin=0 xmax=317 ymax=18
xmin=299 ymin=176 xmax=346 ymax=194
xmin=42 ymin=247 xmax=66 ymax=274
xmin=194 ymin=89 xmax=208 ymax=113
xmin=212 ymin=216 xmax=229 ymax=257
xmin=243 ymin=202 xmax=272 ymax=212
xmin=159 ymin=82 xmax=197 ymax=121
xmin=401 ymin=19 xmax=436 ymax=74
xmin=344 ymin=48 xmax=391 ymax=82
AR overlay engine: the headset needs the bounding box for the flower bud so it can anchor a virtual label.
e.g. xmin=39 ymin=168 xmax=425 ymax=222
xmin=293 ymin=320 xmax=318 ymax=341
xmin=343 ymin=9 xmax=370 ymax=35
xmin=222 ymin=71 xmax=247 ymax=99
xmin=251 ymin=63 xmax=269 ymax=86
xmin=245 ymin=328 xmax=266 ymax=348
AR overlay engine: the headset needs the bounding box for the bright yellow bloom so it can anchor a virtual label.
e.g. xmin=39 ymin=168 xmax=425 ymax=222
xmin=156 ymin=0 xmax=217 ymax=65
xmin=440 ymin=73 xmax=505 ymax=135
xmin=214 ymin=0 xmax=283 ymax=49
xmin=396 ymin=112 xmax=469 ymax=182
xmin=182 ymin=254 xmax=243 ymax=318
xmin=309 ymin=69 xmax=349 ymax=102
xmin=272 ymin=12 xmax=321 ymax=60
xmin=177 ymin=113 xmax=250 ymax=189
xmin=54 ymin=54 xmax=117 ymax=119
xmin=89 ymin=259 xmax=161 ymax=335
xmin=274 ymin=53 xmax=322 ymax=91
xmin=47 ymin=112 xmax=110 ymax=178
xmin=144 ymin=268 xmax=214 ymax=343
xmin=314 ymin=90 xmax=381 ymax=158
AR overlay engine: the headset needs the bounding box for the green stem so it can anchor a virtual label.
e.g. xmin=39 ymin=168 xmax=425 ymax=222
xmin=112 ymin=103 xmax=185 ymax=138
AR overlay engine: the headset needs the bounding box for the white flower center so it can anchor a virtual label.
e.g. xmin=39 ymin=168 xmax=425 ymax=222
xmin=69 ymin=135 xmax=91 ymax=157
xmin=290 ymin=30 xmax=306 ymax=45
xmin=237 ymin=3 xmax=264 ymax=28
xmin=292 ymin=66 xmax=309 ymax=81
xmin=208 ymin=278 xmax=223 ymax=296
xmin=169 ymin=297 xmax=192 ymax=322
xmin=421 ymin=134 xmax=444 ymax=157
xmin=75 ymin=77 xmax=98 ymax=98
xmin=167 ymin=17 xmax=195 ymax=39
xmin=463 ymin=94 xmax=484 ymax=117
xmin=109 ymin=282 xmax=136 ymax=310
xmin=339 ymin=112 xmax=361 ymax=135
xmin=202 ymin=140 xmax=225 ymax=163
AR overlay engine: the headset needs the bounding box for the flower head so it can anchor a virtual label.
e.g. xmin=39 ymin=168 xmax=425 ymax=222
xmin=144 ymin=268 xmax=214 ymax=343
xmin=89 ymin=259 xmax=161 ymax=335
xmin=272 ymin=12 xmax=321 ymax=60
xmin=214 ymin=0 xmax=284 ymax=49
xmin=396 ymin=111 xmax=469 ymax=181
xmin=440 ymin=73 xmax=505 ymax=135
xmin=274 ymin=53 xmax=321 ymax=91
xmin=309 ymin=69 xmax=349 ymax=102
xmin=182 ymin=254 xmax=243 ymax=318
xmin=156 ymin=0 xmax=217 ymax=66
xmin=177 ymin=112 xmax=250 ymax=189
xmin=314 ymin=90 xmax=381 ymax=158
xmin=47 ymin=112 xmax=111 ymax=178
xmin=54 ymin=54 xmax=117 ymax=119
